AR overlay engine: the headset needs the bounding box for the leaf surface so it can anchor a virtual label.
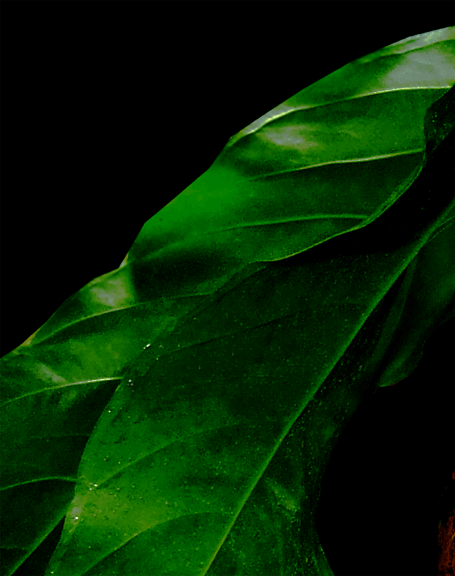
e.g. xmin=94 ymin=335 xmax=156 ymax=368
xmin=1 ymin=27 xmax=454 ymax=576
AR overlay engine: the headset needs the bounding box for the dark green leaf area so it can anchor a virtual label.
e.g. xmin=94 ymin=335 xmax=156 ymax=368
xmin=0 ymin=378 xmax=119 ymax=576
xmin=44 ymin=183 xmax=449 ymax=575
xmin=44 ymin=123 xmax=454 ymax=572
xmin=424 ymin=84 xmax=455 ymax=160
xmin=1 ymin=484 xmax=69 ymax=576
xmin=207 ymin=263 xmax=416 ymax=576
xmin=9 ymin=517 xmax=65 ymax=576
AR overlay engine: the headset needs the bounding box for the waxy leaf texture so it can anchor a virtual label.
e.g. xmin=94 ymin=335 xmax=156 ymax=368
xmin=1 ymin=27 xmax=454 ymax=576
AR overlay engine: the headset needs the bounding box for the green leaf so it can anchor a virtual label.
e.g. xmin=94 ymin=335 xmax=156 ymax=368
xmin=1 ymin=27 xmax=454 ymax=576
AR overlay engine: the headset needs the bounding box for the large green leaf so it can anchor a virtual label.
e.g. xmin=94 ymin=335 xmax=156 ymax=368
xmin=1 ymin=27 xmax=454 ymax=576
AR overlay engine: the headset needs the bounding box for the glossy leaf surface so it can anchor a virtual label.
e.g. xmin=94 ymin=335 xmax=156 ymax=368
xmin=1 ymin=27 xmax=454 ymax=576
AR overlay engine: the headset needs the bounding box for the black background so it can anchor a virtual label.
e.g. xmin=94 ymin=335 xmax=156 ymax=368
xmin=1 ymin=4 xmax=454 ymax=576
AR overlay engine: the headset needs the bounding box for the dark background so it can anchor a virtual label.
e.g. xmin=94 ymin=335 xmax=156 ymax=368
xmin=1 ymin=4 xmax=454 ymax=576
